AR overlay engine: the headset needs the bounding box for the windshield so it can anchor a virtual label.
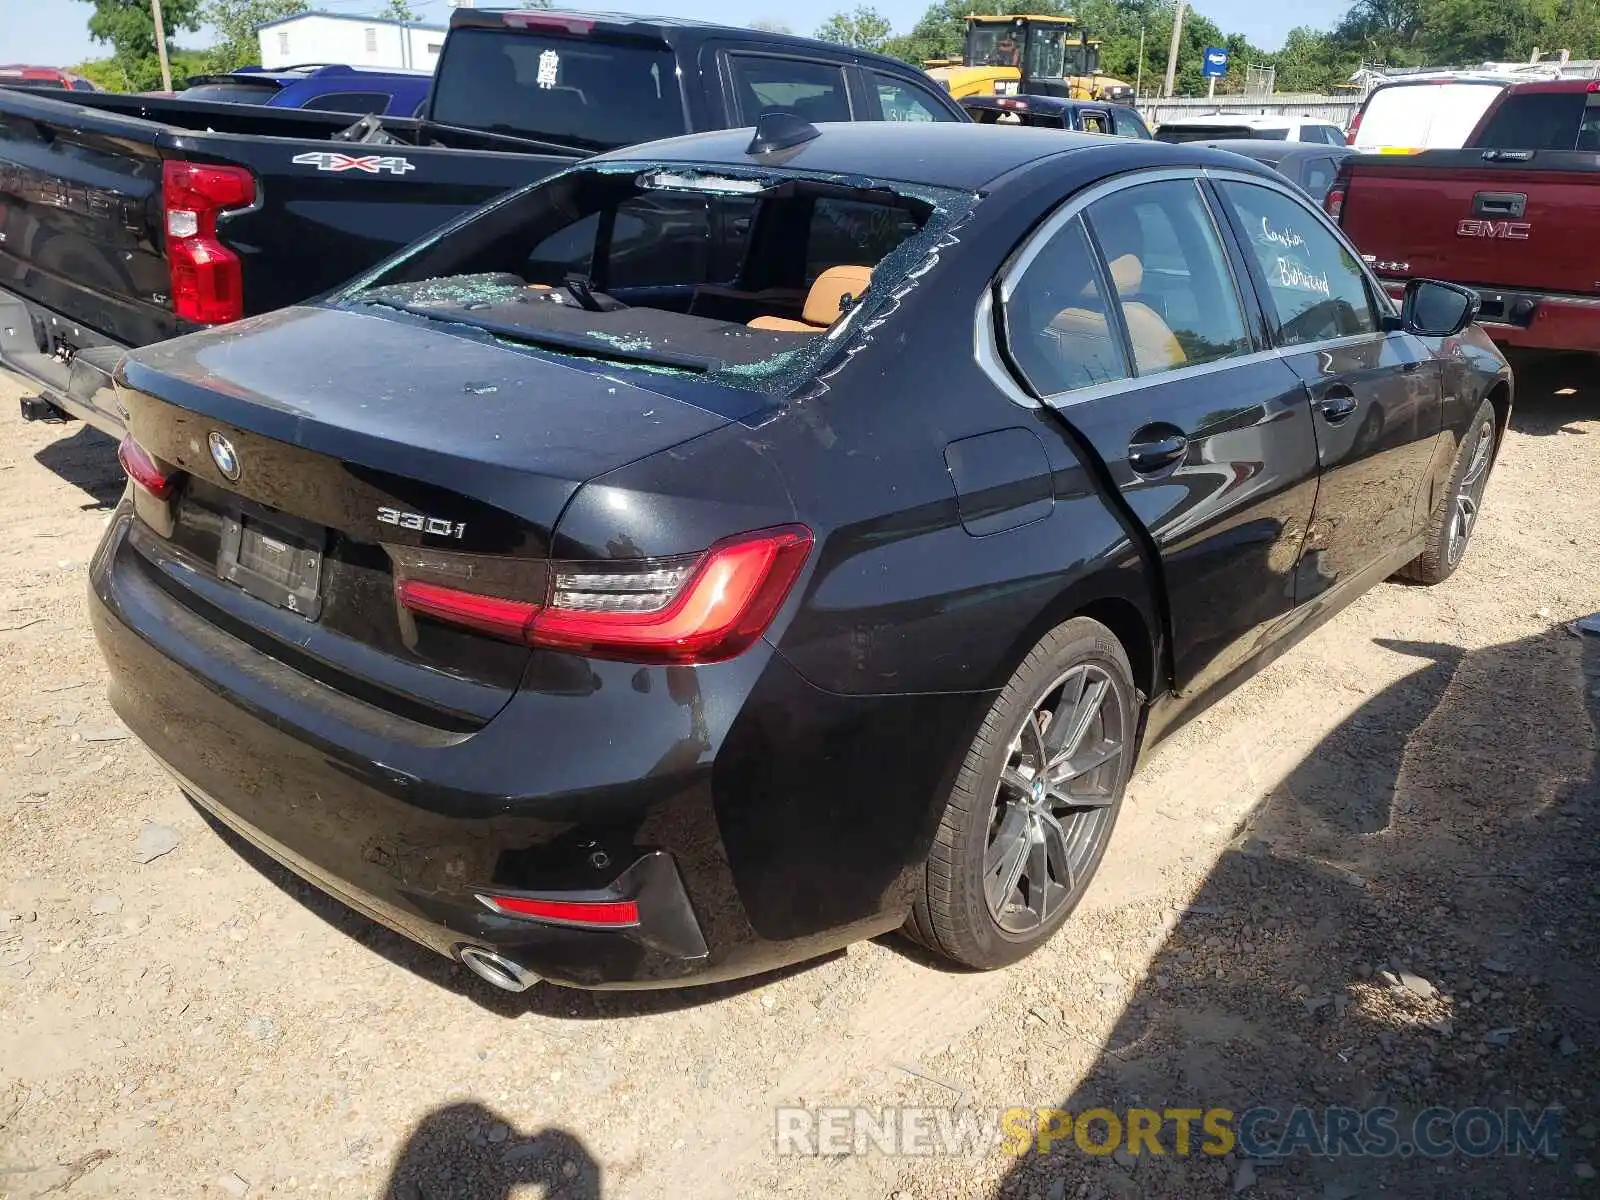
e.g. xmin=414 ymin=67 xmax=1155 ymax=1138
xmin=968 ymin=26 xmax=1023 ymax=68
xmin=340 ymin=164 xmax=976 ymax=394
xmin=428 ymin=29 xmax=687 ymax=151
xmin=1026 ymin=28 xmax=1067 ymax=79
xmin=1063 ymin=41 xmax=1100 ymax=77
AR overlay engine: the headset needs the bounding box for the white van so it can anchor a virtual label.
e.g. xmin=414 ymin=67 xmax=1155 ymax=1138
xmin=1347 ymin=78 xmax=1508 ymax=152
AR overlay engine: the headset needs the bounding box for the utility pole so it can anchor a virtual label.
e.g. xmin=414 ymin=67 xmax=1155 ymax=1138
xmin=1135 ymin=26 xmax=1145 ymax=98
xmin=1162 ymin=0 xmax=1185 ymax=99
xmin=149 ymin=0 xmax=173 ymax=93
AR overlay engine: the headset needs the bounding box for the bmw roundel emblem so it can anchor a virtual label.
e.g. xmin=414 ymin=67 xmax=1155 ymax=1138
xmin=208 ymin=431 xmax=241 ymax=481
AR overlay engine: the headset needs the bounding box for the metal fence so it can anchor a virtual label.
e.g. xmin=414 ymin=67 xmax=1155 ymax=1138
xmin=1137 ymin=94 xmax=1362 ymax=128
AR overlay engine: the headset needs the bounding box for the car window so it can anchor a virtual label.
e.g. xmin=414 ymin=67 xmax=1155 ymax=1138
xmin=1004 ymin=216 xmax=1130 ymax=396
xmin=1084 ymin=180 xmax=1252 ymax=377
xmin=429 ymin=29 xmax=687 ymax=151
xmin=1080 ymin=110 xmax=1111 ymax=134
xmin=1477 ymin=90 xmax=1589 ymax=151
xmin=1300 ymin=157 xmax=1339 ymax=202
xmin=872 ymin=73 xmax=948 ymax=122
xmin=1111 ymin=108 xmax=1148 ymax=138
xmin=806 ymin=198 xmax=922 ymax=282
xmin=298 ymin=90 xmax=391 ymax=113
xmin=729 ymin=56 xmax=851 ymax=124
xmin=609 ymin=195 xmax=754 ymax=290
xmin=1352 ymin=80 xmax=1502 ymax=151
xmin=1218 ymin=181 xmax=1378 ymax=347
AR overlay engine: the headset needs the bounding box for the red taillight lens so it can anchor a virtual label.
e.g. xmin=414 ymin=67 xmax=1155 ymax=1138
xmin=394 ymin=525 xmax=813 ymax=664
xmin=395 ymin=580 xmax=542 ymax=642
xmin=476 ymin=894 xmax=640 ymax=927
xmin=1345 ymin=109 xmax=1361 ymax=146
xmin=117 ymin=435 xmax=175 ymax=499
xmin=1325 ymin=184 xmax=1346 ymax=223
xmin=163 ymin=160 xmax=255 ymax=325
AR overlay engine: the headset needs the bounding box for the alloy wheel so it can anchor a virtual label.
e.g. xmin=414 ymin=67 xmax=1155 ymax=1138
xmin=1446 ymin=417 xmax=1495 ymax=566
xmin=983 ymin=663 xmax=1126 ymax=935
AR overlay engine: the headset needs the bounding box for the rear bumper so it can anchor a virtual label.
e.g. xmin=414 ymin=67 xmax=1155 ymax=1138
xmin=0 ymin=285 xmax=129 ymax=436
xmin=1381 ymin=278 xmax=1600 ymax=352
xmin=90 ymin=506 xmax=986 ymax=989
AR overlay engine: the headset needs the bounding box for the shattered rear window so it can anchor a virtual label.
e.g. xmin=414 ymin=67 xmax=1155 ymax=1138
xmin=339 ymin=162 xmax=978 ymax=396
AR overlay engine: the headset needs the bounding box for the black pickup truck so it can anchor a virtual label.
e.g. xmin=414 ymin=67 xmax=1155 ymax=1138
xmin=0 ymin=9 xmax=964 ymax=434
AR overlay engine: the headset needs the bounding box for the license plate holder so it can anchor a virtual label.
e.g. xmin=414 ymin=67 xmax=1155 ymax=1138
xmin=218 ymin=512 xmax=324 ymax=620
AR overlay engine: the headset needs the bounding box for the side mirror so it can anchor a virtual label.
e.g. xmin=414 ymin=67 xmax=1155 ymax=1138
xmin=1402 ymin=278 xmax=1480 ymax=338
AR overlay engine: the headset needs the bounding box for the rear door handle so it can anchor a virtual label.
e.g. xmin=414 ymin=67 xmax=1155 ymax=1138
xmin=1318 ymin=391 xmax=1358 ymax=424
xmin=1127 ymin=431 xmax=1189 ymax=474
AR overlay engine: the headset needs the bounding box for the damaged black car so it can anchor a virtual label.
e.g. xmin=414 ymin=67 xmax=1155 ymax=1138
xmin=90 ymin=119 xmax=1511 ymax=990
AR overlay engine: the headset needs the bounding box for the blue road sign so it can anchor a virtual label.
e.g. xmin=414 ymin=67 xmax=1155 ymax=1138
xmin=1202 ymin=47 xmax=1230 ymax=78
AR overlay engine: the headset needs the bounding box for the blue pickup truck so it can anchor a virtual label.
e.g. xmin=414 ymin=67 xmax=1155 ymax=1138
xmin=179 ymin=64 xmax=433 ymax=116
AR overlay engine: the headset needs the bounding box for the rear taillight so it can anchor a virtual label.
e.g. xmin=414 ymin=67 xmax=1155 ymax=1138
xmin=1325 ymin=183 xmax=1346 ymax=223
xmin=117 ymin=435 xmax=175 ymax=499
xmin=394 ymin=525 xmax=813 ymax=664
xmin=162 ymin=160 xmax=255 ymax=325
xmin=1345 ymin=108 xmax=1361 ymax=146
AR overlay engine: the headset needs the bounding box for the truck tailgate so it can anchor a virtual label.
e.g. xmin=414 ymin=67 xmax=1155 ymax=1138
xmin=1341 ymin=150 xmax=1600 ymax=295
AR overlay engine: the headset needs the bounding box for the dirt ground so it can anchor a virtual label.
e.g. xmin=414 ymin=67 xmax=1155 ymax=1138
xmin=0 ymin=355 xmax=1597 ymax=1200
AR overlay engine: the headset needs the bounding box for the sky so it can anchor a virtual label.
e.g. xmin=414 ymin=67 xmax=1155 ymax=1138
xmin=16 ymin=0 xmax=1354 ymax=67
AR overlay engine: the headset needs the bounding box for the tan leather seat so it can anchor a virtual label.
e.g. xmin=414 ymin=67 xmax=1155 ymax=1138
xmin=1048 ymin=252 xmax=1186 ymax=377
xmin=1104 ymin=253 xmax=1186 ymax=374
xmin=748 ymin=265 xmax=872 ymax=333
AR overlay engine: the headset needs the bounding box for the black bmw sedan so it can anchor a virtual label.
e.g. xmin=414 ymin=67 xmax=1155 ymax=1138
xmin=90 ymin=119 xmax=1511 ymax=991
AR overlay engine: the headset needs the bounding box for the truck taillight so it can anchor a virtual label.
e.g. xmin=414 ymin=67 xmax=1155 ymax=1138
xmin=1325 ymin=184 xmax=1346 ymax=223
xmin=394 ymin=525 xmax=813 ymax=664
xmin=1345 ymin=108 xmax=1360 ymax=146
xmin=162 ymin=161 xmax=255 ymax=325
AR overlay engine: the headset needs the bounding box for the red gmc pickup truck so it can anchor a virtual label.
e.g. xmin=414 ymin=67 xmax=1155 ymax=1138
xmin=1332 ymin=79 xmax=1600 ymax=352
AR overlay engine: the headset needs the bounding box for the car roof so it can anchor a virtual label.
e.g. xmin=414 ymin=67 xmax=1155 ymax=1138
xmin=1198 ymin=138 xmax=1353 ymax=159
xmin=593 ymin=121 xmax=1272 ymax=191
xmin=448 ymin=8 xmax=932 ymax=77
xmin=1160 ymin=113 xmax=1335 ymax=129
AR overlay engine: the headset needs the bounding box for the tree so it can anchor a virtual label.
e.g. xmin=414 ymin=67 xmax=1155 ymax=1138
xmin=88 ymin=0 xmax=204 ymax=92
xmin=816 ymin=6 xmax=893 ymax=53
xmin=380 ymin=0 xmax=419 ymax=20
xmin=748 ymin=18 xmax=794 ymax=33
xmin=201 ymin=0 xmax=308 ymax=71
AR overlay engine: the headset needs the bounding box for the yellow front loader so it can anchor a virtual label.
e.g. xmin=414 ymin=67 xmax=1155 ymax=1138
xmin=925 ymin=15 xmax=1134 ymax=104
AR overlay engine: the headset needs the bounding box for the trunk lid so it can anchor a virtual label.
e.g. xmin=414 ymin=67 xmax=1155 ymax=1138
xmin=116 ymin=304 xmax=747 ymax=727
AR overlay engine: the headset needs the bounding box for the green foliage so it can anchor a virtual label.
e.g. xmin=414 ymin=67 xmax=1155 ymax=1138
xmin=71 ymin=48 xmax=209 ymax=92
xmin=87 ymin=0 xmax=204 ymax=91
xmin=748 ymin=19 xmax=795 ymax=34
xmin=380 ymin=0 xmax=420 ymax=20
xmin=816 ymin=6 xmax=894 ymax=53
xmin=200 ymin=0 xmax=308 ymax=72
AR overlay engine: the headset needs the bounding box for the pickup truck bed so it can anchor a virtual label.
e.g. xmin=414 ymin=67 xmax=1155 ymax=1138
xmin=0 ymin=9 xmax=965 ymax=435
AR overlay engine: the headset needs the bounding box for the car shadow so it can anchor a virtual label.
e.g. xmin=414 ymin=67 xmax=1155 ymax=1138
xmin=31 ymin=422 xmax=124 ymax=509
xmin=379 ymin=1102 xmax=602 ymax=1199
xmin=189 ymin=801 xmax=834 ymax=1020
xmin=995 ymin=625 xmax=1600 ymax=1197
xmin=1505 ymin=350 xmax=1598 ymax=437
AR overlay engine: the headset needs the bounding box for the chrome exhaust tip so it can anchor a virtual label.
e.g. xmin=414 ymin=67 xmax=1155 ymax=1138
xmin=458 ymin=946 xmax=540 ymax=993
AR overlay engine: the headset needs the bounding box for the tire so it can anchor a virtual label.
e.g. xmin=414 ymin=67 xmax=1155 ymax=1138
xmin=1399 ymin=397 xmax=1497 ymax=586
xmin=906 ymin=616 xmax=1137 ymax=970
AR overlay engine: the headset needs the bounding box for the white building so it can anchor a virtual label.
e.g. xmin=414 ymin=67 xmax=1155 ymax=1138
xmin=256 ymin=12 xmax=449 ymax=73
